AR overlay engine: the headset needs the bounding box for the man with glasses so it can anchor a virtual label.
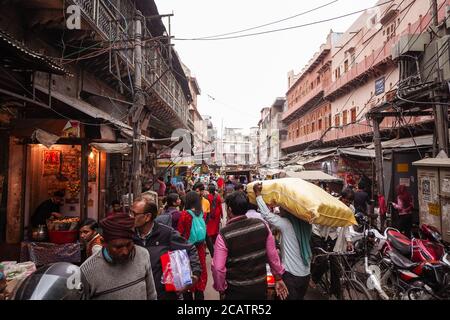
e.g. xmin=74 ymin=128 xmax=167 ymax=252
xmin=131 ymin=195 xmax=202 ymax=300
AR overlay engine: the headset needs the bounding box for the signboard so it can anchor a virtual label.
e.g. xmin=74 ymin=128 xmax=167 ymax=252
xmin=428 ymin=203 xmax=441 ymax=216
xmin=375 ymin=77 xmax=385 ymax=96
xmin=62 ymin=120 xmax=80 ymax=138
xmin=156 ymin=159 xmax=195 ymax=168
xmin=397 ymin=163 xmax=409 ymax=173
xmin=399 ymin=177 xmax=411 ymax=187
xmin=43 ymin=150 xmax=61 ymax=176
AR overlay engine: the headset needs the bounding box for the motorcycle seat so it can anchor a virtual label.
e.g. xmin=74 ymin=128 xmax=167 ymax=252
xmin=389 ymin=249 xmax=419 ymax=269
xmin=386 ymin=229 xmax=411 ymax=257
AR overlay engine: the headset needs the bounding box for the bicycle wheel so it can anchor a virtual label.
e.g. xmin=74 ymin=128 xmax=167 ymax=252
xmin=340 ymin=279 xmax=373 ymax=300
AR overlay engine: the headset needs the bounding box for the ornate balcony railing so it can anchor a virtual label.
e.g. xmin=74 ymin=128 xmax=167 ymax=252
xmin=72 ymin=0 xmax=189 ymax=127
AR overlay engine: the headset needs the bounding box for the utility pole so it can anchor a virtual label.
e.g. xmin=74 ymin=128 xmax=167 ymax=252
xmin=131 ymin=10 xmax=145 ymax=199
xmin=431 ymin=0 xmax=449 ymax=155
xmin=372 ymin=116 xmax=385 ymax=198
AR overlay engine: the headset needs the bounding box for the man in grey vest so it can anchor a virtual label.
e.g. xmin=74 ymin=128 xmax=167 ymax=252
xmin=211 ymin=191 xmax=288 ymax=300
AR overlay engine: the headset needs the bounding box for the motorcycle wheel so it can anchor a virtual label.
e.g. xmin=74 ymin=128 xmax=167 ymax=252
xmin=379 ymin=269 xmax=404 ymax=300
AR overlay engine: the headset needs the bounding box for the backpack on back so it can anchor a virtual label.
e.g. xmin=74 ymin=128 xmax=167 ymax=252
xmin=187 ymin=209 xmax=206 ymax=245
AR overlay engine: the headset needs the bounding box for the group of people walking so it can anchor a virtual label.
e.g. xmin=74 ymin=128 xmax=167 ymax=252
xmin=77 ymin=172 xmax=414 ymax=300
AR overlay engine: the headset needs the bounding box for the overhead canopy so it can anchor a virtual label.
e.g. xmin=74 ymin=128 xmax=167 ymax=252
xmin=34 ymin=85 xmax=179 ymax=144
xmin=283 ymin=170 xmax=343 ymax=183
xmin=283 ymin=165 xmax=305 ymax=172
xmin=367 ymin=134 xmax=434 ymax=149
xmin=259 ymin=168 xmax=285 ymax=176
xmin=302 ymin=147 xmax=338 ymax=156
xmin=296 ymin=154 xmax=333 ymax=166
xmin=413 ymin=152 xmax=450 ymax=168
xmin=90 ymin=143 xmax=132 ymax=154
xmin=338 ymin=147 xmax=376 ymax=158
xmin=35 ymin=84 xmax=132 ymax=131
xmin=0 ymin=28 xmax=66 ymax=75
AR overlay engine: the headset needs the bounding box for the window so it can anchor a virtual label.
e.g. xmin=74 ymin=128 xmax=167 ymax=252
xmin=343 ymin=110 xmax=348 ymax=125
xmin=318 ymin=119 xmax=322 ymax=130
xmin=335 ymin=68 xmax=341 ymax=79
xmin=329 ymin=115 xmax=332 ymax=128
xmin=335 ymin=114 xmax=340 ymax=127
xmin=351 ymin=108 xmax=357 ymax=123
xmin=312 ymin=122 xmax=315 ymax=132
xmin=344 ymin=60 xmax=349 ymax=73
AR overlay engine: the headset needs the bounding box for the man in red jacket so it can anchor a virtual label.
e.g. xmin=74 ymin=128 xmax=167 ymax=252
xmin=206 ymin=183 xmax=222 ymax=257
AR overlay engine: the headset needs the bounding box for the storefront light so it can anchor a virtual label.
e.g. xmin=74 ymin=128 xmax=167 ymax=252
xmin=89 ymin=150 xmax=95 ymax=159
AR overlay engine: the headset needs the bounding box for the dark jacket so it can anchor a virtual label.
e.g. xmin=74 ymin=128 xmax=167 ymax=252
xmin=154 ymin=213 xmax=172 ymax=227
xmin=31 ymin=199 xmax=59 ymax=227
xmin=133 ymin=222 xmax=201 ymax=300
xmin=220 ymin=216 xmax=269 ymax=288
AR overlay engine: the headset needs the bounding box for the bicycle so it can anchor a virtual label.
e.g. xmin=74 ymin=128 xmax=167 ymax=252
xmin=350 ymin=214 xmax=390 ymax=300
xmin=311 ymin=247 xmax=373 ymax=300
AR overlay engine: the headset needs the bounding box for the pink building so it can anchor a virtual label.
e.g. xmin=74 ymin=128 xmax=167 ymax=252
xmin=282 ymin=0 xmax=448 ymax=153
xmin=282 ymin=31 xmax=341 ymax=153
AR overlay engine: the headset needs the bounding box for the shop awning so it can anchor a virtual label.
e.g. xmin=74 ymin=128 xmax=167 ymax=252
xmin=286 ymin=147 xmax=336 ymax=165
xmin=283 ymin=164 xmax=305 ymax=172
xmin=90 ymin=143 xmax=132 ymax=154
xmin=338 ymin=147 xmax=376 ymax=158
xmin=259 ymin=168 xmax=285 ymax=176
xmin=366 ymin=134 xmax=434 ymax=149
xmin=283 ymin=170 xmax=343 ymax=182
xmin=302 ymin=147 xmax=338 ymax=156
xmin=412 ymin=151 xmax=450 ymax=168
xmin=0 ymin=28 xmax=66 ymax=75
xmin=296 ymin=154 xmax=334 ymax=166
xmin=34 ymin=84 xmax=132 ymax=131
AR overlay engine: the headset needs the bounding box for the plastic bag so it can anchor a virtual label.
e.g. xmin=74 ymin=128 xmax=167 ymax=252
xmin=247 ymin=178 xmax=356 ymax=227
xmin=160 ymin=250 xmax=192 ymax=292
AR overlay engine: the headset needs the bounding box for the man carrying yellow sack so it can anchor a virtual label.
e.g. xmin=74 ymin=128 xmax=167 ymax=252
xmin=310 ymin=188 xmax=355 ymax=298
xmin=253 ymin=183 xmax=312 ymax=300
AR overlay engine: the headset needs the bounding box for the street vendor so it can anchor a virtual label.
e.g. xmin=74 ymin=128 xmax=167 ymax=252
xmin=30 ymin=191 xmax=65 ymax=227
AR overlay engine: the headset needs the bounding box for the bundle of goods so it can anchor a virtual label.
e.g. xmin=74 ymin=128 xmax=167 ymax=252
xmin=247 ymin=178 xmax=356 ymax=227
xmin=0 ymin=261 xmax=36 ymax=281
xmin=161 ymin=250 xmax=193 ymax=292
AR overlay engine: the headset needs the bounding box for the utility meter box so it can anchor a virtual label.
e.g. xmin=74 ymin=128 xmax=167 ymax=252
xmin=413 ymin=156 xmax=450 ymax=242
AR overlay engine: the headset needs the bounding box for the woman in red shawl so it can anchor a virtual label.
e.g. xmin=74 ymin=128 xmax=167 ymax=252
xmin=392 ymin=184 xmax=414 ymax=236
xmin=177 ymin=191 xmax=207 ymax=300
xmin=206 ymin=183 xmax=223 ymax=257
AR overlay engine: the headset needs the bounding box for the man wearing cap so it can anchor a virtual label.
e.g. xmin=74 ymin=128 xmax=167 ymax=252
xmin=80 ymin=214 xmax=157 ymax=300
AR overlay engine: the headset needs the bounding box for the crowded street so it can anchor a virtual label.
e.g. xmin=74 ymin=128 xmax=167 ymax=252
xmin=1 ymin=0 xmax=450 ymax=304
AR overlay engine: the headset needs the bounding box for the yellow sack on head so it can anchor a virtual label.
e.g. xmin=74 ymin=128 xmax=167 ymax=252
xmin=247 ymin=178 xmax=356 ymax=227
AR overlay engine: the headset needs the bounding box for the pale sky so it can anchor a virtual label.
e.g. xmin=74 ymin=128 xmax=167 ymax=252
xmin=155 ymin=0 xmax=378 ymax=136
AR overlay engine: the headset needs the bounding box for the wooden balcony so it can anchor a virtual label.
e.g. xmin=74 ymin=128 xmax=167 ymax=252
xmin=71 ymin=0 xmax=189 ymax=129
xmin=283 ymin=83 xmax=325 ymax=123
xmin=281 ymin=130 xmax=326 ymax=150
xmin=324 ymin=36 xmax=398 ymax=100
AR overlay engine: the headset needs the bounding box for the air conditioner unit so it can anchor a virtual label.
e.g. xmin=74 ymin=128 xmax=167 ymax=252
xmin=391 ymin=34 xmax=429 ymax=59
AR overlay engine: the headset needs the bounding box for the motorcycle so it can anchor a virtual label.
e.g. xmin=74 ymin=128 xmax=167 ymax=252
xmin=379 ymin=227 xmax=450 ymax=299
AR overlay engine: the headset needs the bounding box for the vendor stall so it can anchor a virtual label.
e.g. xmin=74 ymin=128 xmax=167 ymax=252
xmin=281 ymin=170 xmax=343 ymax=194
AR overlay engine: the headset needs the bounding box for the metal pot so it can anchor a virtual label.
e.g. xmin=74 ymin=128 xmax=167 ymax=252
xmin=32 ymin=225 xmax=47 ymax=242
